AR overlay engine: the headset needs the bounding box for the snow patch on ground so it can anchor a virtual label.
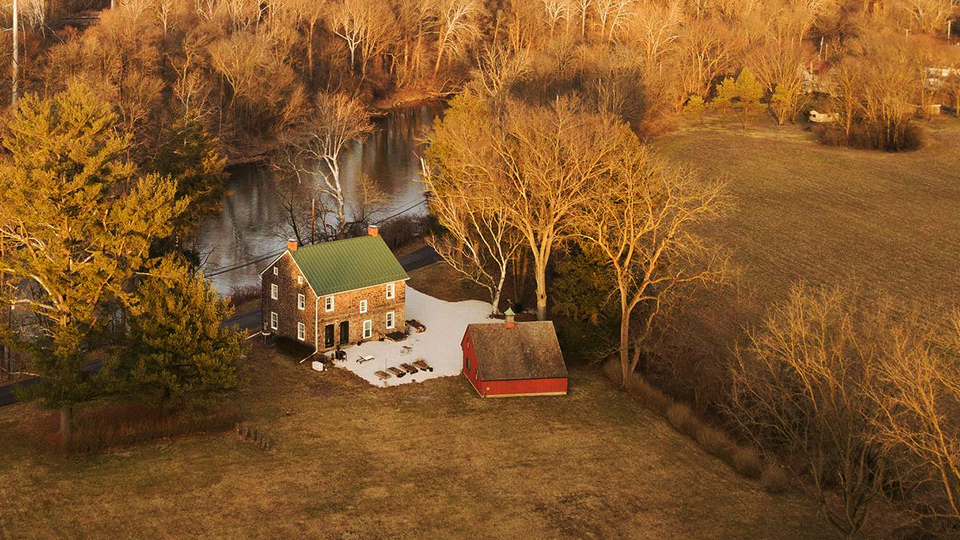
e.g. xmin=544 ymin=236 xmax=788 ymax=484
xmin=333 ymin=287 xmax=493 ymax=387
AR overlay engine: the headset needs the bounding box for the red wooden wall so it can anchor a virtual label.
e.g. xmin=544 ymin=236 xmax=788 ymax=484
xmin=461 ymin=329 xmax=567 ymax=397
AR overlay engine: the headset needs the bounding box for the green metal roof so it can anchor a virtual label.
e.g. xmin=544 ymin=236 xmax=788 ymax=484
xmin=290 ymin=236 xmax=409 ymax=297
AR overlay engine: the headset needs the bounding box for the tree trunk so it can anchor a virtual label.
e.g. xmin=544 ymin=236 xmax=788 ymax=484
xmin=619 ymin=312 xmax=631 ymax=386
xmin=535 ymin=259 xmax=548 ymax=321
xmin=491 ymin=265 xmax=508 ymax=315
xmin=59 ymin=406 xmax=73 ymax=440
xmin=160 ymin=387 xmax=172 ymax=416
xmin=434 ymin=44 xmax=444 ymax=76
xmin=308 ymin=20 xmax=316 ymax=82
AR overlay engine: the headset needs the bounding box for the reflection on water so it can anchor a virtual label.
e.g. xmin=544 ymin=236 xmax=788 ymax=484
xmin=196 ymin=103 xmax=442 ymax=294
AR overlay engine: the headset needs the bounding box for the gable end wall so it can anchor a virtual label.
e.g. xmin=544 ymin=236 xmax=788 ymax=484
xmin=261 ymin=252 xmax=317 ymax=347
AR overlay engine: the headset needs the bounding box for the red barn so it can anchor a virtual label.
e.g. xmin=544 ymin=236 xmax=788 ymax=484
xmin=460 ymin=313 xmax=568 ymax=398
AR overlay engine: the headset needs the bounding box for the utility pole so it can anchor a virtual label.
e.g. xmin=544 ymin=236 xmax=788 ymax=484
xmin=310 ymin=198 xmax=317 ymax=244
xmin=11 ymin=0 xmax=18 ymax=108
xmin=0 ymin=240 xmax=7 ymax=380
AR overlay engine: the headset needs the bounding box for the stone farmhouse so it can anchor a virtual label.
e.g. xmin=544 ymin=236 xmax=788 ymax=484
xmin=259 ymin=227 xmax=409 ymax=353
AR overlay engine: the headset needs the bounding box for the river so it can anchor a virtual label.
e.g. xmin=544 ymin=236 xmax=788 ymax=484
xmin=196 ymin=103 xmax=442 ymax=294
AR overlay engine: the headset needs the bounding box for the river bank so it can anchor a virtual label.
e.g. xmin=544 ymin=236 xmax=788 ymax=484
xmin=200 ymin=103 xmax=441 ymax=294
xmin=225 ymin=87 xmax=450 ymax=167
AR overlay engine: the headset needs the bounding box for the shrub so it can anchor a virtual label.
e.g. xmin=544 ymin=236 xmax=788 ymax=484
xmin=732 ymin=447 xmax=764 ymax=479
xmin=666 ymin=402 xmax=697 ymax=438
xmin=624 ymin=373 xmax=673 ymax=415
xmin=63 ymin=402 xmax=242 ymax=454
xmin=761 ymin=463 xmax=792 ymax=494
xmin=814 ymin=123 xmax=924 ymax=152
xmin=696 ymin=425 xmax=736 ymax=461
xmin=378 ymin=215 xmax=431 ymax=250
xmin=228 ymin=284 xmax=260 ymax=309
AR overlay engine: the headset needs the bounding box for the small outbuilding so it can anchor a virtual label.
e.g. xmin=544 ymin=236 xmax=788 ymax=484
xmin=460 ymin=310 xmax=568 ymax=398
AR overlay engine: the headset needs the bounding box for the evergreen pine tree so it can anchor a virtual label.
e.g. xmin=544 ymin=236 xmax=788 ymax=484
xmin=152 ymin=115 xmax=228 ymax=247
xmin=113 ymin=257 xmax=243 ymax=415
xmin=711 ymin=68 xmax=766 ymax=129
xmin=0 ymin=84 xmax=186 ymax=437
xmin=683 ymin=95 xmax=706 ymax=123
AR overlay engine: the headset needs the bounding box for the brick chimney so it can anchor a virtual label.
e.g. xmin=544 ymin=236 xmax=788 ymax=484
xmin=367 ymin=225 xmax=379 ymax=237
xmin=504 ymin=307 xmax=516 ymax=329
xmin=287 ymin=238 xmax=298 ymax=252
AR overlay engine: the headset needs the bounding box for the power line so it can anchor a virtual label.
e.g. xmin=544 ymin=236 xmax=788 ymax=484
xmin=375 ymin=198 xmax=428 ymax=224
xmin=204 ymin=249 xmax=285 ymax=278
xmin=203 ymin=198 xmax=428 ymax=280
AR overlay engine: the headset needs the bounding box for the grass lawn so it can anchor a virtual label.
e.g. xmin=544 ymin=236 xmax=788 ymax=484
xmin=0 ymin=341 xmax=833 ymax=539
xmin=655 ymin=118 xmax=960 ymax=311
xmin=648 ymin=118 xmax=960 ymax=374
xmin=7 ymin=117 xmax=955 ymax=539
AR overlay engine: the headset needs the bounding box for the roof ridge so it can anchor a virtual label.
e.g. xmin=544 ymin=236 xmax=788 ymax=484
xmin=287 ymin=235 xmax=409 ymax=296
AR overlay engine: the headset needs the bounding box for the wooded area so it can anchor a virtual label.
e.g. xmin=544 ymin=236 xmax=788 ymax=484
xmin=0 ymin=0 xmax=959 ymax=538
xmin=0 ymin=0 xmax=957 ymax=160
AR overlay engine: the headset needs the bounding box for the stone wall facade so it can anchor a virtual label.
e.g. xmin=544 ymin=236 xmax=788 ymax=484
xmin=261 ymin=251 xmax=407 ymax=352
xmin=261 ymin=252 xmax=318 ymax=347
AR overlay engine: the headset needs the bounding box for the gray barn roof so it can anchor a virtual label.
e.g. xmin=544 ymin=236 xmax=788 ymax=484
xmin=466 ymin=321 xmax=567 ymax=381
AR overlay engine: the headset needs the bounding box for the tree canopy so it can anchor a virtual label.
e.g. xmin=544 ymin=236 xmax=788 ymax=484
xmin=0 ymin=84 xmax=186 ymax=435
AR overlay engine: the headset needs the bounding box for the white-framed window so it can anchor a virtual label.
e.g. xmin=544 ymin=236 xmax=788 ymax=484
xmin=273 ymin=267 xmax=278 ymax=276
xmin=362 ymin=320 xmax=372 ymax=339
xmin=270 ymin=311 xmax=278 ymax=330
xmin=359 ymin=299 xmax=368 ymax=314
xmin=385 ymin=283 xmax=395 ymax=300
xmin=297 ymin=275 xmax=303 ymax=285
xmin=271 ymin=283 xmax=278 ymax=300
xmin=386 ymin=311 xmax=395 ymax=330
xmin=298 ymin=293 xmax=306 ymax=311
xmin=325 ymin=296 xmax=335 ymax=312
xmin=297 ymin=322 xmax=306 ymax=341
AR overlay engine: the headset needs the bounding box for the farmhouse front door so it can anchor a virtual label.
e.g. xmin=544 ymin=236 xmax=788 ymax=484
xmin=324 ymin=324 xmax=335 ymax=348
xmin=339 ymin=321 xmax=349 ymax=345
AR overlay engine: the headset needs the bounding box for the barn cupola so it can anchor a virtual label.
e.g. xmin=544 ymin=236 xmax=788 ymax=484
xmin=504 ymin=307 xmax=516 ymax=329
xmin=367 ymin=225 xmax=379 ymax=237
xmin=287 ymin=238 xmax=298 ymax=252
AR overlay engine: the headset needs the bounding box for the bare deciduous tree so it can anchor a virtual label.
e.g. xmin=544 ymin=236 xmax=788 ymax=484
xmin=748 ymin=36 xmax=813 ymax=125
xmin=625 ymin=0 xmax=683 ymax=68
xmin=422 ymin=157 xmax=523 ymax=315
xmin=572 ymin=0 xmax=592 ymax=38
xmin=674 ymin=19 xmax=742 ymax=112
xmin=574 ymin=145 xmax=730 ymax=384
xmin=898 ymin=0 xmax=957 ymax=34
xmin=467 ymin=44 xmax=531 ymax=110
xmin=330 ymin=0 xmax=365 ymax=73
xmin=427 ymin=94 xmax=635 ymax=321
xmin=594 ymin=0 xmax=634 ymax=43
xmin=276 ymin=92 xmax=374 ymax=237
xmin=542 ymin=0 xmax=571 ymax=39
xmin=871 ymin=312 xmax=960 ymax=523
xmin=428 ymin=0 xmax=481 ymax=76
xmin=728 ymin=285 xmax=892 ymax=540
xmin=830 ymin=58 xmax=864 ymax=143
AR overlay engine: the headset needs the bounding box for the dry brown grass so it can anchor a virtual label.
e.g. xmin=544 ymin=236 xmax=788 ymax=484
xmin=406 ymin=261 xmax=490 ymax=303
xmin=0 ymin=344 xmax=835 ymax=540
xmin=654 ymin=118 xmax=960 ymax=342
xmin=762 ymin=463 xmax=793 ymax=494
xmin=732 ymin=447 xmax=764 ymax=480
xmin=695 ymin=424 xmax=737 ymax=461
